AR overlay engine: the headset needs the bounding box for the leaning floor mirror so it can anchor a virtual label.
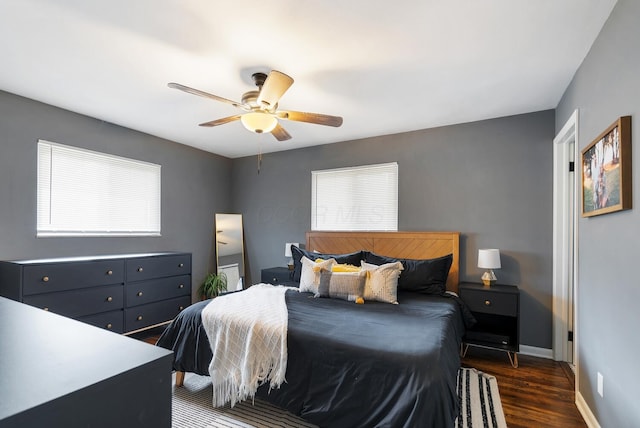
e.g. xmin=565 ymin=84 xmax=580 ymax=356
xmin=215 ymin=213 xmax=245 ymax=291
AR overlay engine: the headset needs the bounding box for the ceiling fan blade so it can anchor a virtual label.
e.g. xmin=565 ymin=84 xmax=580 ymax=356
xmin=257 ymin=71 xmax=294 ymax=111
xmin=199 ymin=115 xmax=242 ymax=127
xmin=168 ymin=82 xmax=245 ymax=109
xmin=271 ymin=123 xmax=292 ymax=141
xmin=276 ymin=110 xmax=343 ymax=127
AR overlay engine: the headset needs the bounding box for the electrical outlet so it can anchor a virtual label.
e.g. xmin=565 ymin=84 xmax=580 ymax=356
xmin=597 ymin=372 xmax=604 ymax=397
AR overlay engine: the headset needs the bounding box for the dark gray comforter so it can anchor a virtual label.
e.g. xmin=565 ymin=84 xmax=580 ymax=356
xmin=157 ymin=289 xmax=468 ymax=427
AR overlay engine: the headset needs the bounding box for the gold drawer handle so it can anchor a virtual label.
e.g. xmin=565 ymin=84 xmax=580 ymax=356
xmin=178 ymin=263 xmax=184 ymax=268
xmin=107 ymin=270 xmax=113 ymax=275
xmin=43 ymin=307 xmax=49 ymax=311
xmin=137 ymin=267 xmax=144 ymax=272
xmin=178 ymin=284 xmax=184 ymax=289
xmin=42 ymin=276 xmax=49 ymax=282
xmin=137 ymin=291 xmax=143 ymax=297
xmin=484 ymin=300 xmax=492 ymax=306
xmin=137 ymin=315 xmax=143 ymax=321
xmin=106 ymin=296 xmax=113 ymax=302
xmin=106 ymin=323 xmax=113 ymax=329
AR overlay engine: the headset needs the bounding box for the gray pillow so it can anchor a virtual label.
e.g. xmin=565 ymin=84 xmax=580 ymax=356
xmin=316 ymin=269 xmax=366 ymax=302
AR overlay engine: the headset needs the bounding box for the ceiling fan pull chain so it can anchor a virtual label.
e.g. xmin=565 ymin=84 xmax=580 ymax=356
xmin=257 ymin=152 xmax=262 ymax=175
xmin=257 ymin=140 xmax=263 ymax=175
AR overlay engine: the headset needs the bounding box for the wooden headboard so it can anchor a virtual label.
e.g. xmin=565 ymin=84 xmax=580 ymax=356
xmin=306 ymin=231 xmax=460 ymax=293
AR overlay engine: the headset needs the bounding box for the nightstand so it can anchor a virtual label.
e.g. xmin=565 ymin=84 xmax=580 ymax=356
xmin=459 ymin=282 xmax=520 ymax=367
xmin=261 ymin=267 xmax=297 ymax=286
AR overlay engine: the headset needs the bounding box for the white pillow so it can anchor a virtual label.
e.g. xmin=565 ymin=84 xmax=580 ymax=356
xmin=299 ymin=257 xmax=337 ymax=294
xmin=360 ymin=260 xmax=404 ymax=304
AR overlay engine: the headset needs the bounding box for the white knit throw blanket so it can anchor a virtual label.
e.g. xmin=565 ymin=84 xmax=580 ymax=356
xmin=201 ymin=283 xmax=293 ymax=408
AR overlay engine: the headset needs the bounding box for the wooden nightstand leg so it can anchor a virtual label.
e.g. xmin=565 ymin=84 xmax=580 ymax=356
xmin=508 ymin=352 xmax=518 ymax=368
xmin=175 ymin=371 xmax=185 ymax=387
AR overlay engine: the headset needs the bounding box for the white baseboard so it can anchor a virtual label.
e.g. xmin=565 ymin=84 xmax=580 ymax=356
xmin=519 ymin=345 xmax=553 ymax=359
xmin=576 ymin=392 xmax=601 ymax=428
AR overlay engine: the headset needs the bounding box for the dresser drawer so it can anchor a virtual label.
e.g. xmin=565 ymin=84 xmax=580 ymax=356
xmin=126 ymin=275 xmax=191 ymax=307
xmin=79 ymin=310 xmax=124 ymax=333
xmin=125 ymin=295 xmax=191 ymax=332
xmin=460 ymin=289 xmax=517 ymax=317
xmin=22 ymin=260 xmax=125 ymax=296
xmin=23 ymin=285 xmax=124 ymax=318
xmin=126 ymin=254 xmax=191 ymax=282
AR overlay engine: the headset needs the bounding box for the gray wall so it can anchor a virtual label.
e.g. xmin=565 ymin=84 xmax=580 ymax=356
xmin=0 ymin=90 xmax=232 ymax=301
xmin=556 ymin=0 xmax=640 ymax=426
xmin=232 ymin=110 xmax=555 ymax=349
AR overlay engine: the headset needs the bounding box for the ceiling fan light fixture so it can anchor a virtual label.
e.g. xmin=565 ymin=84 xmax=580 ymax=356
xmin=241 ymin=112 xmax=278 ymax=134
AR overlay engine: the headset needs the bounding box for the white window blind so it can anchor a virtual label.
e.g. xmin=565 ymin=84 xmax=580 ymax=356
xmin=37 ymin=140 xmax=161 ymax=237
xmin=311 ymin=162 xmax=398 ymax=231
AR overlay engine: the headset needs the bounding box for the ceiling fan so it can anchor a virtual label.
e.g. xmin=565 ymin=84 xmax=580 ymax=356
xmin=168 ymin=70 xmax=343 ymax=141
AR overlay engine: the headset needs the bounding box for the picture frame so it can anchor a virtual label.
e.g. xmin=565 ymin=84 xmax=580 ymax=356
xmin=581 ymin=116 xmax=632 ymax=217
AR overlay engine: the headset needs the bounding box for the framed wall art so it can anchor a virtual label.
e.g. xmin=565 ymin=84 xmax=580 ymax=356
xmin=581 ymin=116 xmax=632 ymax=217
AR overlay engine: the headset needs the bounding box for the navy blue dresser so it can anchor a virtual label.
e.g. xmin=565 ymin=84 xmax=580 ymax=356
xmin=0 ymin=252 xmax=191 ymax=334
xmin=0 ymin=296 xmax=173 ymax=427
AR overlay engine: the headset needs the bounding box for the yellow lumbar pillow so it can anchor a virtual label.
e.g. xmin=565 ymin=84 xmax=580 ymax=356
xmin=331 ymin=264 xmax=361 ymax=273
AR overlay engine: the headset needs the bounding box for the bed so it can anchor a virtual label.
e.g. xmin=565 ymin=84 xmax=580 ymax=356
xmin=157 ymin=231 xmax=472 ymax=427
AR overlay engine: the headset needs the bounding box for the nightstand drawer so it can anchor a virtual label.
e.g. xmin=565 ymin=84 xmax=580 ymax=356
xmin=460 ymin=289 xmax=517 ymax=316
xmin=261 ymin=267 xmax=294 ymax=285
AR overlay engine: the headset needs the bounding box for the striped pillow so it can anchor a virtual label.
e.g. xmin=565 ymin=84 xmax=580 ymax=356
xmin=299 ymin=256 xmax=337 ymax=294
xmin=316 ymin=270 xmax=366 ymax=302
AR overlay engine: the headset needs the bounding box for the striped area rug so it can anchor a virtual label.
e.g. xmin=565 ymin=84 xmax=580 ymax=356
xmin=173 ymin=368 xmax=506 ymax=428
xmin=455 ymin=368 xmax=507 ymax=428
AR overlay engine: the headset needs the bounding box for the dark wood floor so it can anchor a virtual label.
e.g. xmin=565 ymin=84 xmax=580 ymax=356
xmin=135 ymin=328 xmax=586 ymax=428
xmin=462 ymin=346 xmax=586 ymax=428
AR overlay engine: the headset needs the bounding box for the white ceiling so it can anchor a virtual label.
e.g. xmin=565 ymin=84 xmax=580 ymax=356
xmin=0 ymin=0 xmax=617 ymax=158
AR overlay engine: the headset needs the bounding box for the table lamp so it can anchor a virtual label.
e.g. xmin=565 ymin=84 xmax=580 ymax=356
xmin=285 ymin=243 xmax=299 ymax=270
xmin=478 ymin=249 xmax=501 ymax=287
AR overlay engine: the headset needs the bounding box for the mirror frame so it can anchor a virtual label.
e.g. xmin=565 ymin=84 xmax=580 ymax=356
xmin=215 ymin=213 xmax=245 ymax=290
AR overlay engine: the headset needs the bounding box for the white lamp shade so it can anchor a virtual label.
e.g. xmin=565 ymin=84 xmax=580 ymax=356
xmin=478 ymin=249 xmax=501 ymax=269
xmin=285 ymin=243 xmax=299 ymax=258
xmin=241 ymin=112 xmax=278 ymax=133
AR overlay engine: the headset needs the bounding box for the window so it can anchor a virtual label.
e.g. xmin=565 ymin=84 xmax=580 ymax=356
xmin=311 ymin=162 xmax=398 ymax=231
xmin=37 ymin=140 xmax=161 ymax=237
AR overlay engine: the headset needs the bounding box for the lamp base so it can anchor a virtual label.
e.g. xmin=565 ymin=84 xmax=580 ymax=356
xmin=481 ymin=270 xmax=497 ymax=288
xmin=481 ymin=278 xmax=497 ymax=287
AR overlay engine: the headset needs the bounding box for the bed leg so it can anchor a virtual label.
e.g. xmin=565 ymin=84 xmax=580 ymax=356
xmin=175 ymin=371 xmax=185 ymax=387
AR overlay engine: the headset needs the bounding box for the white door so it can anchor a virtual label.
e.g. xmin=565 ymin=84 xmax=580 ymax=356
xmin=552 ymin=110 xmax=578 ymax=366
xmin=218 ymin=263 xmax=241 ymax=291
xmin=567 ymin=140 xmax=575 ymax=365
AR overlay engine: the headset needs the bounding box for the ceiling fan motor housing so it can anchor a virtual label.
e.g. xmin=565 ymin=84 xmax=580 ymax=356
xmin=251 ymin=72 xmax=268 ymax=88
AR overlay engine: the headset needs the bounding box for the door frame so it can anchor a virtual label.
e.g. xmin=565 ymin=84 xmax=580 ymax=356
xmin=552 ymin=109 xmax=579 ymax=374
